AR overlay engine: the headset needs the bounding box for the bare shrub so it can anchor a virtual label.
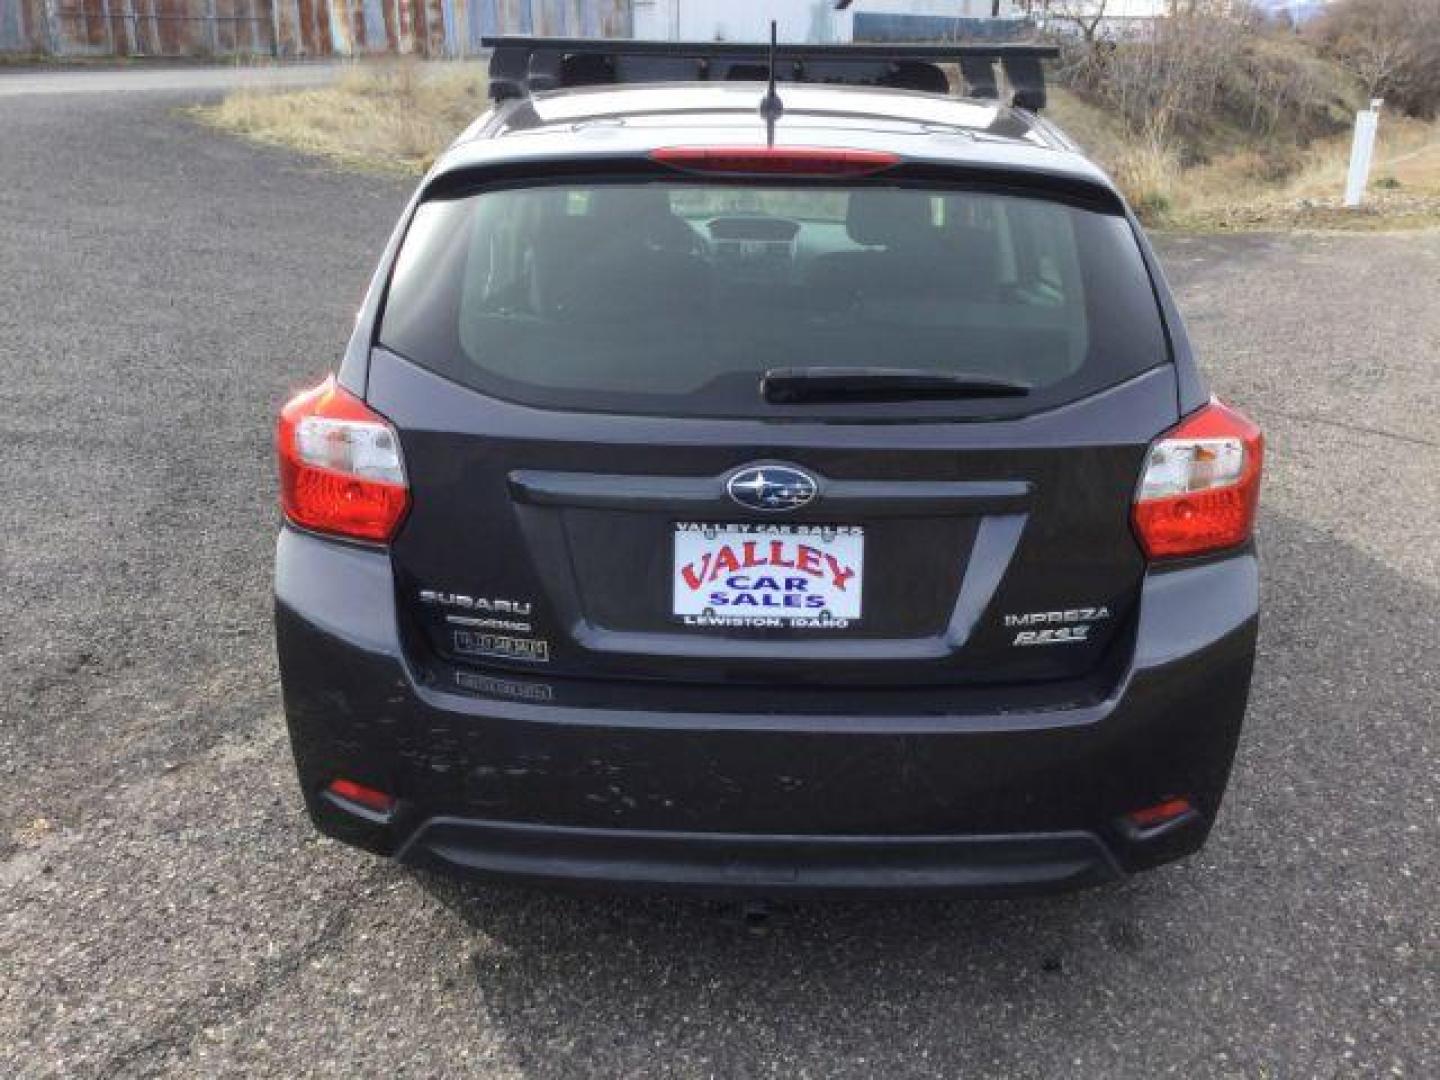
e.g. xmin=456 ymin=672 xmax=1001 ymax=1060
xmin=1060 ymin=14 xmax=1242 ymax=155
xmin=1219 ymin=36 xmax=1359 ymax=143
xmin=1059 ymin=11 xmax=1355 ymax=155
xmin=1051 ymin=8 xmax=1369 ymax=219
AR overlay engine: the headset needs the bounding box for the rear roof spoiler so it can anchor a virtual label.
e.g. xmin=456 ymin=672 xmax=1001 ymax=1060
xmin=482 ymin=37 xmax=1059 ymax=112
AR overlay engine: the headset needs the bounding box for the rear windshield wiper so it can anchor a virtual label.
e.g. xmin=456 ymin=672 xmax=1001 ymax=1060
xmin=761 ymin=367 xmax=1032 ymax=404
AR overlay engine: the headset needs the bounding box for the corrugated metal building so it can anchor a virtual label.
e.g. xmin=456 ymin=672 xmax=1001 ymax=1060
xmin=0 ymin=0 xmax=632 ymax=56
xmin=0 ymin=0 xmax=1040 ymax=60
xmin=629 ymin=0 xmax=1021 ymax=45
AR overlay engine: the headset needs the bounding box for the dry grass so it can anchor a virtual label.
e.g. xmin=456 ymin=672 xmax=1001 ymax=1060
xmin=1170 ymin=114 xmax=1440 ymax=230
xmin=194 ymin=60 xmax=489 ymax=173
xmin=1106 ymin=139 xmax=1185 ymax=221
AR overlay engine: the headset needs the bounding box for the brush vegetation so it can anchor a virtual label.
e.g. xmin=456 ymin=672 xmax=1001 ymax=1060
xmin=1049 ymin=4 xmax=1440 ymax=229
xmin=1051 ymin=85 xmax=1440 ymax=231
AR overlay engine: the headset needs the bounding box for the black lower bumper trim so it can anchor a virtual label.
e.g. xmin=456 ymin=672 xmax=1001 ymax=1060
xmin=398 ymin=817 xmax=1122 ymax=896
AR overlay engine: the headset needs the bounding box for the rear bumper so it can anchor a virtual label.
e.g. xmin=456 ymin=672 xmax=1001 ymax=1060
xmin=276 ymin=527 xmax=1257 ymax=895
xmin=401 ymin=818 xmax=1119 ymax=897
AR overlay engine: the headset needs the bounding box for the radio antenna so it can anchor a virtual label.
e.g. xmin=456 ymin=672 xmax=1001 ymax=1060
xmin=759 ymin=19 xmax=784 ymax=145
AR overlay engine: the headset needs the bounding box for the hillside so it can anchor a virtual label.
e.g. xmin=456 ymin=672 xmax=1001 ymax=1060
xmin=1047 ymin=26 xmax=1440 ymax=229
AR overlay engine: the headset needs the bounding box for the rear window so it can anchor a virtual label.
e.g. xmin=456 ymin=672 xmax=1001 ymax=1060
xmin=379 ymin=180 xmax=1168 ymax=419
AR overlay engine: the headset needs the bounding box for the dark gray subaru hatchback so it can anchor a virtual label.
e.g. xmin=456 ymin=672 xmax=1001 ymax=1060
xmin=275 ymin=37 xmax=1263 ymax=895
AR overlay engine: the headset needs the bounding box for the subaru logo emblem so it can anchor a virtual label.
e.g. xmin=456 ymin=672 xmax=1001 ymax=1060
xmin=726 ymin=465 xmax=818 ymax=512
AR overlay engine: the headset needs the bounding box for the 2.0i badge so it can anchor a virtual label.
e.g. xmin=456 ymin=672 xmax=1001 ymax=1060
xmin=453 ymin=630 xmax=550 ymax=663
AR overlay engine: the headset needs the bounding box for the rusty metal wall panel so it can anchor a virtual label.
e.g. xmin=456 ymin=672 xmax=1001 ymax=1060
xmin=155 ymin=0 xmax=187 ymax=55
xmin=595 ymin=0 xmax=626 ymax=37
xmin=0 ymin=0 xmax=50 ymax=52
xmin=294 ymin=0 xmax=333 ymax=55
xmin=497 ymin=0 xmax=525 ymax=34
xmin=325 ymin=0 xmax=349 ymax=52
xmin=531 ymin=0 xmax=560 ymax=36
xmin=216 ymin=0 xmax=269 ymax=53
xmin=431 ymin=0 xmax=634 ymax=55
xmin=383 ymin=0 xmax=404 ymax=52
xmin=442 ymin=0 xmax=463 ymax=55
xmin=358 ymin=0 xmax=384 ymax=50
xmin=47 ymin=0 xmax=101 ymax=52
xmin=443 ymin=0 xmax=631 ymax=54
xmin=399 ymin=0 xmax=422 ymax=52
xmin=419 ymin=0 xmax=448 ymax=56
xmin=584 ymin=0 xmax=629 ymax=40
xmin=0 ymin=0 xmax=23 ymax=51
xmin=32 ymin=0 xmax=276 ymax=54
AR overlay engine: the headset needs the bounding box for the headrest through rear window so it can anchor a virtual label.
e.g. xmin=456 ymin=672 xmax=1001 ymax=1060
xmin=845 ymin=190 xmax=936 ymax=248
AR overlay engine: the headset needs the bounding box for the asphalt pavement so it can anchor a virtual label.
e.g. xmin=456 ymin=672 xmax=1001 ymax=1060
xmin=0 ymin=80 xmax=1436 ymax=1078
xmin=0 ymin=61 xmax=344 ymax=97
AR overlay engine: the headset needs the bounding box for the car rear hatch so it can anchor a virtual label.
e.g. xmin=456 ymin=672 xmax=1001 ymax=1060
xmin=368 ymin=160 xmax=1177 ymax=690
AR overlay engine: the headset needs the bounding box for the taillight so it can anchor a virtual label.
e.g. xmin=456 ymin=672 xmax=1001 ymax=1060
xmin=276 ymin=375 xmax=409 ymax=543
xmin=650 ymin=145 xmax=900 ymax=177
xmin=1132 ymin=398 xmax=1263 ymax=559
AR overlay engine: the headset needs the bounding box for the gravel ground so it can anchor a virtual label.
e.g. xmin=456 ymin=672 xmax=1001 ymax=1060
xmin=1 ymin=82 xmax=1436 ymax=1078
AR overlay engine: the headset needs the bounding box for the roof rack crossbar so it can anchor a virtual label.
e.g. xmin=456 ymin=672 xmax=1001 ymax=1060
xmin=482 ymin=37 xmax=1059 ymax=111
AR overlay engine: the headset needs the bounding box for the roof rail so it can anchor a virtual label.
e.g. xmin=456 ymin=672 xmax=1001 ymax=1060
xmin=481 ymin=37 xmax=1060 ymax=111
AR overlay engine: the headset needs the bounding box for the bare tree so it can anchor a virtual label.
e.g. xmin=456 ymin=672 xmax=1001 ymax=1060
xmin=1047 ymin=0 xmax=1111 ymax=43
xmin=1318 ymin=1 xmax=1413 ymax=94
xmin=1017 ymin=0 xmax=1110 ymax=43
xmin=1314 ymin=0 xmax=1440 ymax=114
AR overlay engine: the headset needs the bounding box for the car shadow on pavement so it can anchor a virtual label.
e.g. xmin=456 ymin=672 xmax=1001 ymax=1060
xmin=418 ymin=865 xmax=1185 ymax=1074
xmin=404 ymin=506 xmax=1437 ymax=1075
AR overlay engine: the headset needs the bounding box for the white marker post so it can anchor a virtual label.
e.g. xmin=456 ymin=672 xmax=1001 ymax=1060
xmin=1344 ymin=99 xmax=1384 ymax=208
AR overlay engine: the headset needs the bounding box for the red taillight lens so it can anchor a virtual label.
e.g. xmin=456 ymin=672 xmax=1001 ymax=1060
xmin=327 ymin=778 xmax=397 ymax=814
xmin=1132 ymin=399 xmax=1263 ymax=559
xmin=277 ymin=375 xmax=409 ymax=543
xmin=650 ymin=145 xmax=900 ymax=177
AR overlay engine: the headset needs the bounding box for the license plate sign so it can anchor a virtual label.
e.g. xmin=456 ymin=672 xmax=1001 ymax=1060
xmin=672 ymin=523 xmax=864 ymax=627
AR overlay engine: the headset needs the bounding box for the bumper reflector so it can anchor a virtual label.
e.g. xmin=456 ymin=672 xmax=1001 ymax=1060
xmin=1126 ymin=797 xmax=1195 ymax=830
xmin=327 ymin=778 xmax=397 ymax=815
